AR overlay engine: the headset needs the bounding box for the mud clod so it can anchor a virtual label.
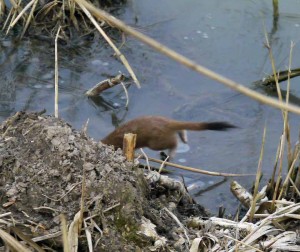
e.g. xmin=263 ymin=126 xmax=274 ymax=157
xmin=0 ymin=111 xmax=207 ymax=251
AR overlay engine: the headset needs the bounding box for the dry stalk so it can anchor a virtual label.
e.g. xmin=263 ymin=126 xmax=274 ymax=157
xmin=103 ymin=202 xmax=121 ymax=213
xmin=0 ymin=212 xmax=12 ymax=219
xmin=0 ymin=0 xmax=5 ymax=18
xmin=163 ymin=207 xmax=190 ymax=247
xmin=69 ymin=0 xmax=78 ymax=30
xmin=249 ymin=126 xmax=266 ymax=222
xmin=264 ymin=30 xmax=294 ymax=167
xmin=223 ymin=234 xmax=264 ymax=252
xmin=158 ymin=155 xmax=169 ymax=173
xmin=74 ymin=0 xmax=300 ymax=114
xmin=2 ymin=7 xmax=13 ymax=31
xmin=284 ymin=41 xmax=295 ymax=166
xmin=60 ymin=214 xmax=71 ymax=252
xmin=54 ymin=26 xmax=61 ymax=118
xmin=279 ymin=152 xmax=299 ymax=199
xmin=266 ymin=37 xmax=295 ymax=206
xmin=139 ymin=156 xmax=255 ymax=177
xmin=289 ymin=177 xmax=300 ymax=197
xmin=269 ymin=139 xmax=281 ymax=194
xmin=241 ymin=203 xmax=300 ymax=246
xmin=35 ymin=1 xmax=58 ymax=18
xmin=12 ymin=227 xmax=46 ymax=252
xmin=0 ymin=228 xmax=32 ymax=252
xmin=80 ymin=164 xmax=86 ymax=233
xmin=9 ymin=0 xmax=21 ymax=9
xmin=272 ymin=132 xmax=285 ymax=210
xmin=82 ymin=118 xmax=89 ymax=136
xmin=41 ymin=181 xmax=81 ymax=201
xmin=263 ymin=28 xmax=282 ymax=102
xmin=7 ymin=0 xmax=34 ymax=32
xmin=76 ymin=1 xmax=140 ymax=88
xmin=83 ymin=219 xmax=93 ymax=252
xmin=20 ymin=0 xmax=38 ymax=38
xmin=139 ymin=148 xmax=151 ymax=170
xmin=33 ymin=206 xmax=59 ymax=213
xmin=31 ymin=231 xmax=62 ymax=242
xmin=273 ymin=0 xmax=279 ymax=18
xmin=120 ymin=81 xmax=129 ymax=108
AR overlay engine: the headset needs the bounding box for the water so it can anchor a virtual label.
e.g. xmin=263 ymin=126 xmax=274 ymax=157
xmin=1 ymin=0 xmax=300 ymax=214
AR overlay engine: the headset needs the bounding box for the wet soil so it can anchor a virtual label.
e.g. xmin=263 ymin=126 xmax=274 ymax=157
xmin=0 ymin=111 xmax=208 ymax=251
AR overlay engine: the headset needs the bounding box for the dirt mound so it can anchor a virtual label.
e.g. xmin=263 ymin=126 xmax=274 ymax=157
xmin=0 ymin=111 xmax=207 ymax=251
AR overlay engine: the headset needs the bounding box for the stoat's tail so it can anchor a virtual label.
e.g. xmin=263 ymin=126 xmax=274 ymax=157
xmin=169 ymin=121 xmax=237 ymax=131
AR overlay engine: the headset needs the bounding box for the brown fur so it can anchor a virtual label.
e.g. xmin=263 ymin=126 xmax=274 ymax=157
xmin=101 ymin=116 xmax=236 ymax=157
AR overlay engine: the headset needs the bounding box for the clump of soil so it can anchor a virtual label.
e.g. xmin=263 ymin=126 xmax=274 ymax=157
xmin=0 ymin=111 xmax=207 ymax=251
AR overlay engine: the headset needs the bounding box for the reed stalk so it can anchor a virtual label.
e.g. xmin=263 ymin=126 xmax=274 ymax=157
xmin=54 ymin=26 xmax=61 ymax=118
xmin=249 ymin=126 xmax=266 ymax=222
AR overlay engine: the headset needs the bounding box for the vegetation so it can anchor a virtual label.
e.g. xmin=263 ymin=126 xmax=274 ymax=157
xmin=0 ymin=0 xmax=299 ymax=251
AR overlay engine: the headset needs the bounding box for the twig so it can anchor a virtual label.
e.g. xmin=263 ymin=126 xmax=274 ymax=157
xmin=33 ymin=206 xmax=59 ymax=213
xmin=31 ymin=231 xmax=62 ymax=242
xmin=279 ymin=152 xmax=299 ymax=199
xmin=83 ymin=219 xmax=93 ymax=252
xmin=272 ymin=132 xmax=286 ymax=209
xmin=163 ymin=207 xmax=190 ymax=247
xmin=158 ymin=155 xmax=169 ymax=173
xmin=253 ymin=68 xmax=300 ymax=86
xmin=85 ymin=74 xmax=125 ymax=97
xmin=120 ymin=81 xmax=129 ymax=108
xmin=139 ymin=148 xmax=151 ymax=170
xmin=82 ymin=118 xmax=89 ymax=136
xmin=103 ymin=202 xmax=121 ymax=213
xmin=20 ymin=0 xmax=38 ymax=38
xmin=7 ymin=0 xmax=34 ymax=30
xmin=286 ymin=41 xmax=295 ymax=166
xmin=263 ymin=26 xmax=282 ymax=102
xmin=289 ymin=178 xmax=300 ymax=197
xmin=42 ymin=182 xmax=81 ymax=201
xmin=223 ymin=234 xmax=264 ymax=252
xmin=139 ymin=156 xmax=255 ymax=177
xmin=249 ymin=126 xmax=266 ymax=222
xmin=0 ymin=212 xmax=12 ymax=218
xmin=54 ymin=26 xmax=61 ymax=118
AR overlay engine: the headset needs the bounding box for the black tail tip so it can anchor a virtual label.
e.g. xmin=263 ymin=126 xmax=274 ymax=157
xmin=207 ymin=122 xmax=238 ymax=131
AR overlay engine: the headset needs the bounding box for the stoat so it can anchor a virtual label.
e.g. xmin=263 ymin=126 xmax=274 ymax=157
xmin=101 ymin=116 xmax=236 ymax=158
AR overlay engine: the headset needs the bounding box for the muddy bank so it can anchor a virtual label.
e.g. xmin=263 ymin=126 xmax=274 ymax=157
xmin=1 ymin=112 xmax=300 ymax=251
xmin=0 ymin=111 xmax=207 ymax=251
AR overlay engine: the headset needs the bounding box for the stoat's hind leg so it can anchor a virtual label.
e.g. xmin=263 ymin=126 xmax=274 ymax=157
xmin=160 ymin=151 xmax=169 ymax=161
xmin=178 ymin=130 xmax=188 ymax=143
xmin=167 ymin=147 xmax=177 ymax=160
xmin=160 ymin=148 xmax=176 ymax=161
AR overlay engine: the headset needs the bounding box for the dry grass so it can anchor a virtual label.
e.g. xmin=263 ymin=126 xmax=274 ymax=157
xmin=2 ymin=0 xmax=139 ymax=89
xmin=228 ymin=34 xmax=300 ymax=251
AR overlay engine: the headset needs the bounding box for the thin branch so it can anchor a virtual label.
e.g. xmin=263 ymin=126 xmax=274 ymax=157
xmin=138 ymin=156 xmax=255 ymax=177
xmin=54 ymin=26 xmax=61 ymax=118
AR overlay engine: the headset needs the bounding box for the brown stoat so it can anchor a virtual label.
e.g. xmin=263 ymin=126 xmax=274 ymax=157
xmin=101 ymin=116 xmax=236 ymax=158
